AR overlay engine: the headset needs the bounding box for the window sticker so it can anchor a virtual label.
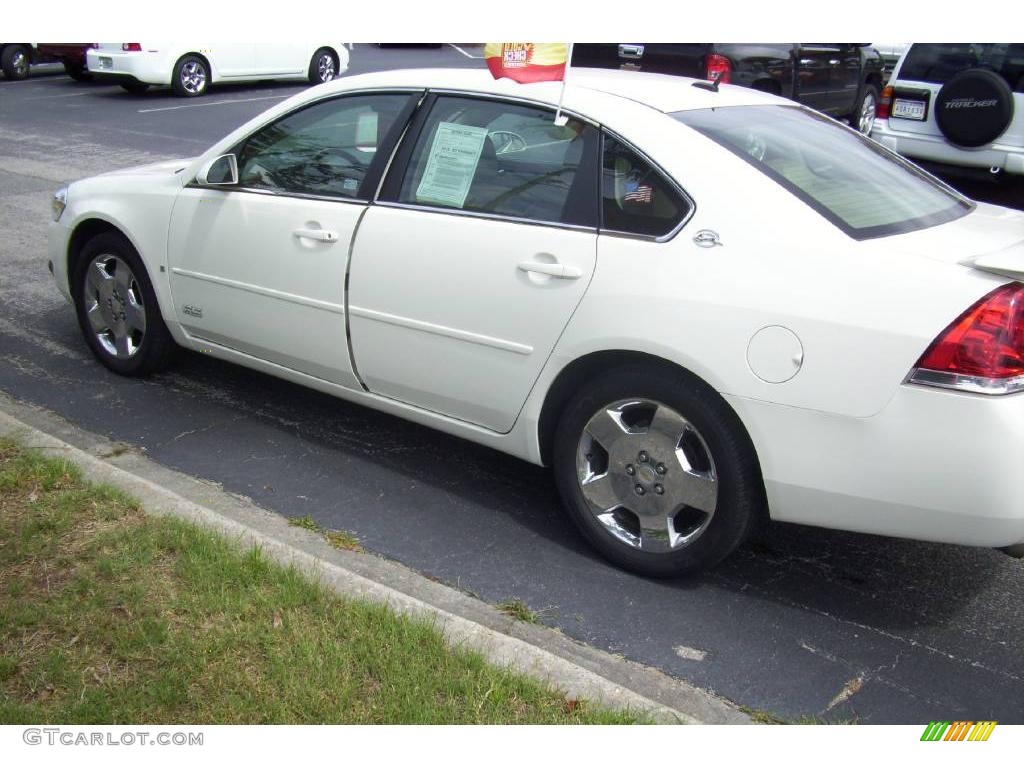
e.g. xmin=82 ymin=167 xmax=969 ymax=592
xmin=355 ymin=111 xmax=378 ymax=152
xmin=415 ymin=122 xmax=489 ymax=208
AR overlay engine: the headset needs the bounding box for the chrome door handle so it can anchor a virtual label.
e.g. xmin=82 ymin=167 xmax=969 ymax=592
xmin=829 ymin=59 xmax=840 ymax=65
xmin=693 ymin=229 xmax=723 ymax=248
xmin=618 ymin=44 xmax=644 ymax=60
xmin=293 ymin=228 xmax=338 ymax=243
xmin=517 ymin=261 xmax=583 ymax=279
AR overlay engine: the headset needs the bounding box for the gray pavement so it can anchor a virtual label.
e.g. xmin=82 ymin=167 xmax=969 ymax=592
xmin=1 ymin=43 xmax=1022 ymax=724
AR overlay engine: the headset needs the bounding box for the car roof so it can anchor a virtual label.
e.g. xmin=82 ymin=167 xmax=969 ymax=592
xmin=321 ymin=67 xmax=789 ymax=118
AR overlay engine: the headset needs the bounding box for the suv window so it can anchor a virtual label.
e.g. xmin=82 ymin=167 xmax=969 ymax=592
xmin=236 ymin=93 xmax=412 ymax=199
xmin=899 ymin=44 xmax=1024 ymax=93
xmin=675 ymin=105 xmax=972 ymax=240
xmin=602 ymin=135 xmax=691 ymax=237
xmin=396 ymin=96 xmax=598 ymax=227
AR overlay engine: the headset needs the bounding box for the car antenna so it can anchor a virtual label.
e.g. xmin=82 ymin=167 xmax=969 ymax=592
xmin=692 ymin=71 xmax=724 ymax=93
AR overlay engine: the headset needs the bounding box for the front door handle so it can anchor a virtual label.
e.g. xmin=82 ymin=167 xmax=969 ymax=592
xmin=293 ymin=227 xmax=338 ymax=243
xmin=517 ymin=261 xmax=583 ymax=279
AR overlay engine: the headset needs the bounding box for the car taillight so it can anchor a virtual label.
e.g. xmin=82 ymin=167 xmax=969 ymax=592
xmin=908 ymin=282 xmax=1024 ymax=395
xmin=122 ymin=43 xmax=142 ymax=52
xmin=877 ymin=85 xmax=893 ymax=119
xmin=705 ymin=54 xmax=732 ymax=84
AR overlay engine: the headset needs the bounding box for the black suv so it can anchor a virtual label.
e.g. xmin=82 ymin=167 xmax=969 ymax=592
xmin=572 ymin=43 xmax=885 ymax=133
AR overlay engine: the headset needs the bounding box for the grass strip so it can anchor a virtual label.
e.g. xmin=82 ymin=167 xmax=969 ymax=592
xmin=0 ymin=437 xmax=638 ymax=724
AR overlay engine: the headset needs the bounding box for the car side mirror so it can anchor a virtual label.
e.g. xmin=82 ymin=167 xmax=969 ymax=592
xmin=197 ymin=154 xmax=238 ymax=186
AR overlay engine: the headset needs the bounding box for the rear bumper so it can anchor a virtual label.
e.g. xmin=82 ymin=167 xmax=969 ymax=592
xmin=872 ymin=120 xmax=1024 ymax=175
xmin=727 ymin=384 xmax=1024 ymax=548
xmin=86 ymin=50 xmax=172 ymax=86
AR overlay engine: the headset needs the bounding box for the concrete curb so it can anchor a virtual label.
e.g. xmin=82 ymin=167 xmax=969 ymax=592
xmin=0 ymin=393 xmax=749 ymax=724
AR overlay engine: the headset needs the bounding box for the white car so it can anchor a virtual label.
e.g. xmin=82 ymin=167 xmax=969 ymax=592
xmin=871 ymin=43 xmax=1024 ymax=178
xmin=47 ymin=68 xmax=1024 ymax=576
xmin=86 ymin=43 xmax=350 ymax=97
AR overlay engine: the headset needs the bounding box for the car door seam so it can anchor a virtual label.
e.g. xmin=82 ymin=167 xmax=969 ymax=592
xmin=345 ymin=205 xmax=371 ymax=392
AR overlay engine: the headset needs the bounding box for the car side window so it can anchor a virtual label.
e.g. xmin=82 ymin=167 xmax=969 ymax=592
xmin=235 ymin=93 xmax=412 ymax=200
xmin=601 ymin=135 xmax=691 ymax=238
xmin=396 ymin=96 xmax=598 ymax=227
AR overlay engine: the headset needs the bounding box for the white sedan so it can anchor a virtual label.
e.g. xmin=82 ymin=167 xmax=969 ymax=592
xmin=47 ymin=68 xmax=1024 ymax=576
xmin=86 ymin=43 xmax=350 ymax=96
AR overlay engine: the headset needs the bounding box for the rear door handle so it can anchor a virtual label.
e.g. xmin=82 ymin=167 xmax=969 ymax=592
xmin=517 ymin=261 xmax=583 ymax=279
xmin=293 ymin=228 xmax=338 ymax=243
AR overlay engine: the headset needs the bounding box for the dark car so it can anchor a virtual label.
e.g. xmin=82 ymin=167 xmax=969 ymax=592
xmin=36 ymin=43 xmax=97 ymax=81
xmin=572 ymin=43 xmax=885 ymax=133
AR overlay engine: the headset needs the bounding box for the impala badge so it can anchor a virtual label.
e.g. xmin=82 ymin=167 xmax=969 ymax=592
xmin=182 ymin=304 xmax=203 ymax=318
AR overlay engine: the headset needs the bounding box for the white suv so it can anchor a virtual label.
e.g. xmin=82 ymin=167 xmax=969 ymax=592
xmin=871 ymin=43 xmax=1024 ymax=178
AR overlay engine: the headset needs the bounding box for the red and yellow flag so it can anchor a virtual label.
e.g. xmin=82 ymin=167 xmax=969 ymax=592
xmin=484 ymin=43 xmax=569 ymax=84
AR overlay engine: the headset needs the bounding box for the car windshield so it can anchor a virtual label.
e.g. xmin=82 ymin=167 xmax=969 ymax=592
xmin=673 ymin=105 xmax=972 ymax=239
xmin=899 ymin=44 xmax=1024 ymax=93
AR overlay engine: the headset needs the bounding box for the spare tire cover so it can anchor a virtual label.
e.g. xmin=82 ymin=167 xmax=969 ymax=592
xmin=934 ymin=68 xmax=1015 ymax=147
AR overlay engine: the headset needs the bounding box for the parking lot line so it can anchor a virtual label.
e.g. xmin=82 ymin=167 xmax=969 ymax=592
xmin=137 ymin=94 xmax=293 ymax=114
xmin=447 ymin=44 xmax=483 ymax=59
xmin=23 ymin=91 xmax=95 ymax=101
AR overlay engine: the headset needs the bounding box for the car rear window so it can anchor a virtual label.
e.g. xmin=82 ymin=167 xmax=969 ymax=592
xmin=673 ymin=105 xmax=972 ymax=240
xmin=899 ymin=44 xmax=1024 ymax=93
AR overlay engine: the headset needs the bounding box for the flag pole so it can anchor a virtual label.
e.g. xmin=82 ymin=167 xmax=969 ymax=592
xmin=554 ymin=42 xmax=573 ymax=126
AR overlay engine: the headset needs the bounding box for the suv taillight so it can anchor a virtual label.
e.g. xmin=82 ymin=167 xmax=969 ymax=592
xmin=908 ymin=282 xmax=1024 ymax=395
xmin=877 ymin=85 xmax=893 ymax=119
xmin=705 ymin=54 xmax=732 ymax=84
xmin=122 ymin=43 xmax=142 ymax=52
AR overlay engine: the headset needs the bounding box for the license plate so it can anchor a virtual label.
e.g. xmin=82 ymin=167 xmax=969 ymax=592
xmin=98 ymin=56 xmax=112 ymax=69
xmin=892 ymin=99 xmax=926 ymax=120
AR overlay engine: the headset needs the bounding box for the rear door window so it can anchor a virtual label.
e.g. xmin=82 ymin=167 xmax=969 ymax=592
xmin=601 ymin=135 xmax=692 ymax=237
xmin=899 ymin=44 xmax=1024 ymax=93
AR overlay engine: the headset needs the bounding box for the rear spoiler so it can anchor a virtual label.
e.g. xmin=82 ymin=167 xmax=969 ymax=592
xmin=962 ymin=240 xmax=1024 ymax=281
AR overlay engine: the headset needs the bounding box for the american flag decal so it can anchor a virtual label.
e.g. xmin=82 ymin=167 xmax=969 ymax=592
xmin=624 ymin=182 xmax=653 ymax=204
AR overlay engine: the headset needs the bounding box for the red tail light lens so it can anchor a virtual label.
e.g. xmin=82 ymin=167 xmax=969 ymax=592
xmin=909 ymin=282 xmax=1024 ymax=394
xmin=122 ymin=43 xmax=142 ymax=52
xmin=877 ymin=85 xmax=893 ymax=119
xmin=705 ymin=54 xmax=732 ymax=84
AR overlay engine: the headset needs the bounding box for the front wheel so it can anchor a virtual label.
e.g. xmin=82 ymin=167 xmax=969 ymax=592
xmin=72 ymin=232 xmax=175 ymax=376
xmin=1 ymin=44 xmax=31 ymax=80
xmin=552 ymin=366 xmax=766 ymax=577
xmin=851 ymin=84 xmax=880 ymax=135
xmin=308 ymin=48 xmax=338 ymax=85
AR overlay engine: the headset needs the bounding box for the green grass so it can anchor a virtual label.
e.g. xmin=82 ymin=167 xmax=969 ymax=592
xmin=0 ymin=438 xmax=638 ymax=724
xmin=497 ymin=599 xmax=541 ymax=624
xmin=288 ymin=515 xmax=363 ymax=552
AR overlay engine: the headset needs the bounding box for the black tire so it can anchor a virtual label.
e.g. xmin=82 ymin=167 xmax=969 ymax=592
xmin=307 ymin=47 xmax=338 ymax=85
xmin=552 ymin=365 xmax=766 ymax=577
xmin=850 ymin=83 xmax=880 ymax=135
xmin=171 ymin=54 xmax=209 ymax=97
xmin=119 ymin=81 xmax=150 ymax=95
xmin=64 ymin=61 xmax=92 ymax=82
xmin=1 ymin=44 xmax=31 ymax=80
xmin=72 ymin=231 xmax=175 ymax=377
xmin=935 ymin=68 xmax=1014 ymax=147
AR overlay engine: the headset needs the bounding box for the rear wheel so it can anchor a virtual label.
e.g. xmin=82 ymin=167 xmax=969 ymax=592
xmin=172 ymin=54 xmax=208 ymax=97
xmin=72 ymin=232 xmax=175 ymax=376
xmin=1 ymin=44 xmax=31 ymax=80
xmin=64 ymin=61 xmax=92 ymax=82
xmin=553 ymin=366 xmax=766 ymax=577
xmin=851 ymin=83 xmax=879 ymax=134
xmin=308 ymin=48 xmax=337 ymax=84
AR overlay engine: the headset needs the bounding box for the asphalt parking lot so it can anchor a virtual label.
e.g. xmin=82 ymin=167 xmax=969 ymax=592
xmin=1 ymin=43 xmax=1023 ymax=724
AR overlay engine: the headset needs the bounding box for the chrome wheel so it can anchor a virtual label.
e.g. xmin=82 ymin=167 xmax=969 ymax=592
xmin=82 ymin=254 xmax=147 ymax=359
xmin=180 ymin=59 xmax=207 ymax=95
xmin=858 ymin=92 xmax=877 ymax=134
xmin=316 ymin=53 xmax=336 ymax=82
xmin=11 ymin=50 xmax=28 ymax=78
xmin=576 ymin=399 xmax=718 ymax=553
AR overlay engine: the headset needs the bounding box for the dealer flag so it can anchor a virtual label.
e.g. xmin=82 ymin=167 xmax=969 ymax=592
xmin=484 ymin=43 xmax=569 ymax=84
